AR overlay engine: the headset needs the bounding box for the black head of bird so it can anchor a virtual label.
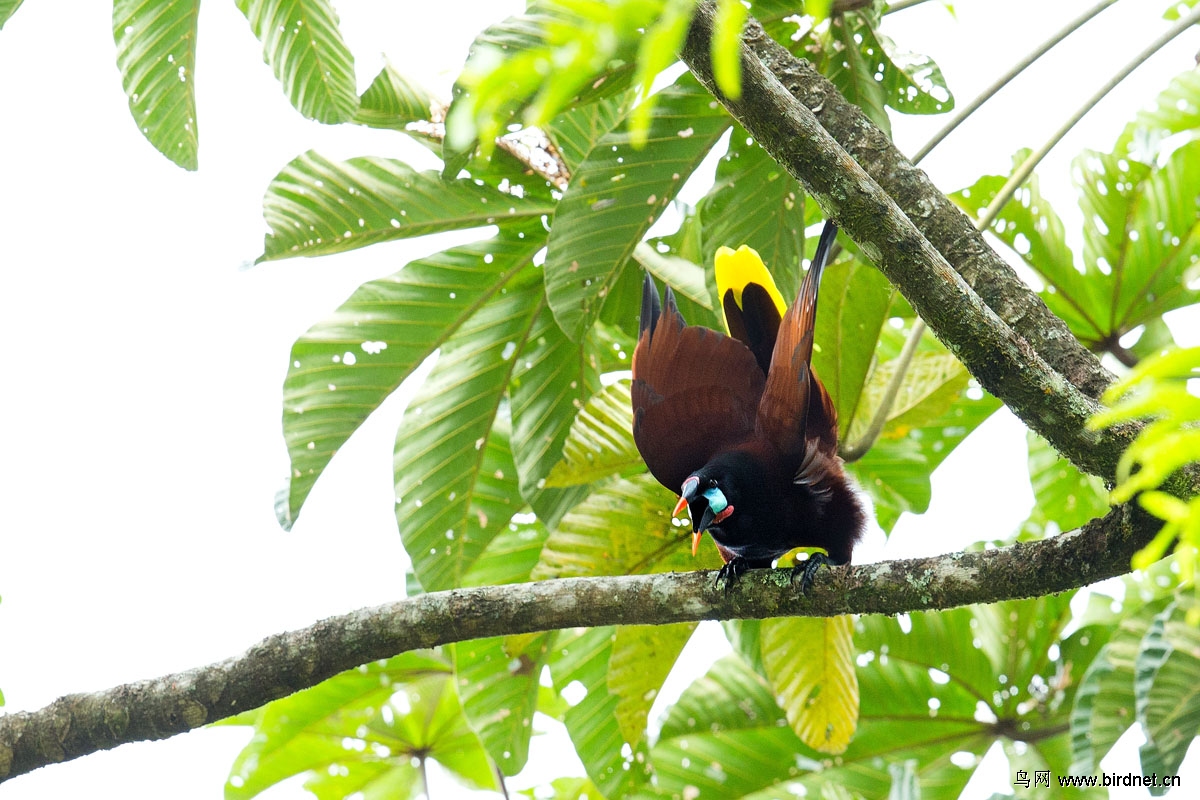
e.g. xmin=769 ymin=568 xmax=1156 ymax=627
xmin=631 ymin=220 xmax=866 ymax=588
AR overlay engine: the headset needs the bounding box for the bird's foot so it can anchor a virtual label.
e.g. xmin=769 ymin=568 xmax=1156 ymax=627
xmin=790 ymin=552 xmax=836 ymax=594
xmin=715 ymin=557 xmax=752 ymax=593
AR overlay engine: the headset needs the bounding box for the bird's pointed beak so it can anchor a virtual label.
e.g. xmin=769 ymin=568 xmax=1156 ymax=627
xmin=692 ymin=530 xmax=703 ymax=557
xmin=674 ymin=476 xmax=699 ymax=518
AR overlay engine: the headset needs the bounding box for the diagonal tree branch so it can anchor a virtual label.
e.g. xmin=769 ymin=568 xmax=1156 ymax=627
xmin=714 ymin=3 xmax=1117 ymax=400
xmin=681 ymin=2 xmax=1135 ymax=483
xmin=0 ymin=503 xmax=1158 ymax=783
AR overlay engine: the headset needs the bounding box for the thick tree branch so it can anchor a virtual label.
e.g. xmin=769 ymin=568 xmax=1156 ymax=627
xmin=690 ymin=2 xmax=1116 ymax=400
xmin=681 ymin=3 xmax=1137 ymax=482
xmin=0 ymin=504 xmax=1157 ymax=783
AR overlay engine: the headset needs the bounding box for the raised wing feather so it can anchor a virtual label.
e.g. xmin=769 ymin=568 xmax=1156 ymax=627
xmin=755 ymin=221 xmax=839 ymax=460
xmin=632 ymin=274 xmax=765 ymax=491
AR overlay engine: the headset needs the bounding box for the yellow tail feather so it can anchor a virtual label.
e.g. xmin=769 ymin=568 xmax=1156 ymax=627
xmin=713 ymin=245 xmax=788 ymax=334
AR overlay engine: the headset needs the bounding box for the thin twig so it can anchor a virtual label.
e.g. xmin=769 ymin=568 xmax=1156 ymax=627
xmin=911 ymin=0 xmax=1121 ymax=165
xmin=841 ymin=318 xmax=927 ymax=462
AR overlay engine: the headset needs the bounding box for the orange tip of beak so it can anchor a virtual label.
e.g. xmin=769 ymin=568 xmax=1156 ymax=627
xmin=673 ymin=495 xmax=689 ymax=517
xmin=692 ymin=530 xmax=702 ymax=557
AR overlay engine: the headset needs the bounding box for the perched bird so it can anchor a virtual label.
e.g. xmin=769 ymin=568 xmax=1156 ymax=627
xmin=631 ymin=221 xmax=866 ymax=588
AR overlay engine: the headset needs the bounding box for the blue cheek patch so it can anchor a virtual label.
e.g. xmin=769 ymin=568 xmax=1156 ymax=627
xmin=702 ymin=486 xmax=728 ymax=514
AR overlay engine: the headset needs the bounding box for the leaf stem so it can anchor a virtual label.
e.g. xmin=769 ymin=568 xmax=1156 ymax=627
xmin=841 ymin=318 xmax=927 ymax=462
xmin=978 ymin=5 xmax=1200 ymax=230
xmin=910 ymin=0 xmax=1121 ymax=165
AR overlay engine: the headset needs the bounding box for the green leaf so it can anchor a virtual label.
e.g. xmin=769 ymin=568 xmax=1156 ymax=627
xmin=697 ymin=128 xmax=809 ymax=304
xmin=453 ymin=633 xmax=552 ymax=775
xmin=443 ymin=2 xmax=642 ymax=163
xmin=508 ymin=302 xmax=601 ymax=526
xmin=1071 ymin=603 xmax=1164 ymax=773
xmin=258 ymin=151 xmax=553 ymax=262
xmin=761 ymin=615 xmax=859 ymax=754
xmin=545 ymin=380 xmax=643 ymax=488
xmin=811 ymin=256 xmax=895 ymax=439
xmin=1135 ymin=599 xmax=1200 ymax=783
xmin=0 ymin=0 xmax=24 ymax=29
xmin=965 ymin=143 xmax=1200 ymax=346
xmin=1117 ymin=68 xmax=1200 ymax=159
xmin=393 ymin=272 xmax=541 ymax=592
xmin=1021 ymin=432 xmax=1110 ymax=537
xmin=547 ymin=90 xmax=635 ymax=173
xmin=608 ymin=623 xmax=696 ymax=746
xmin=280 ymin=231 xmax=541 ymax=528
xmin=353 ymin=63 xmax=433 ymax=131
xmin=112 ymin=0 xmax=200 ymax=170
xmin=552 ymin=627 xmax=652 ymax=797
xmin=544 ymin=77 xmax=730 ymax=341
xmin=631 ymin=243 xmax=713 ymax=311
xmin=225 ymin=652 xmax=496 ymax=800
xmin=458 ymin=516 xmax=550 ymax=589
xmin=867 ymin=26 xmax=953 ymax=115
xmin=533 ymin=474 xmax=722 ymax=579
xmin=845 ymin=351 xmax=969 ymax=447
xmin=235 ymin=0 xmax=358 ymax=124
xmin=827 ymin=14 xmax=890 ymax=135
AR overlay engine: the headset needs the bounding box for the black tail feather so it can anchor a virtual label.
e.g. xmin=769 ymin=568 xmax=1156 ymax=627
xmin=640 ymin=272 xmax=662 ymax=343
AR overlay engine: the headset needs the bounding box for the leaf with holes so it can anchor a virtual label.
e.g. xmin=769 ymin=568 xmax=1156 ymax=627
xmin=280 ymin=231 xmax=542 ymax=529
xmin=235 ymin=0 xmax=358 ymax=124
xmin=259 ymin=151 xmax=553 ymax=262
xmin=508 ymin=303 xmax=600 ymax=527
xmin=453 ymin=632 xmax=552 ymax=776
xmin=224 ymin=652 xmax=496 ymax=800
xmin=608 ymin=622 xmax=696 ymax=747
xmin=112 ymin=0 xmax=200 ymax=170
xmin=544 ymin=76 xmax=730 ymax=341
xmin=544 ymin=380 xmax=642 ymax=488
xmin=394 ymin=273 xmax=542 ymax=592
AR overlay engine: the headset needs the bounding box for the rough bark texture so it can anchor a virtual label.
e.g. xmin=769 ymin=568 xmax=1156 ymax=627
xmin=680 ymin=5 xmax=1136 ymax=483
xmin=700 ymin=2 xmax=1115 ymax=400
xmin=0 ymin=503 xmax=1158 ymax=783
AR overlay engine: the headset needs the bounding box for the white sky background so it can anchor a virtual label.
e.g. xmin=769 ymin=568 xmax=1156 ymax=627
xmin=0 ymin=1 xmax=1198 ymax=798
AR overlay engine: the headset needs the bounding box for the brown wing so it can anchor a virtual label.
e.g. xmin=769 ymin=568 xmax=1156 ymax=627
xmin=755 ymin=221 xmax=839 ymax=460
xmin=632 ymin=274 xmax=765 ymax=492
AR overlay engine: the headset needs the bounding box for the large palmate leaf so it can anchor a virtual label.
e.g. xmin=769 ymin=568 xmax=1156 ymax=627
xmin=113 ymin=0 xmax=200 ymax=170
xmin=443 ymin=1 xmax=650 ymax=165
xmin=235 ymin=0 xmax=358 ymax=124
xmin=225 ymin=652 xmax=496 ymax=800
xmin=544 ymin=380 xmax=642 ymax=488
xmin=544 ymin=76 xmax=731 ymax=341
xmin=609 ymin=623 xmax=697 ymax=747
xmin=845 ymin=351 xmax=970 ymax=447
xmin=280 ymin=231 xmax=542 ymax=528
xmin=258 ymin=151 xmax=553 ymax=262
xmin=546 ymin=90 xmax=635 ymax=173
xmin=393 ymin=270 xmax=541 ymax=592
xmin=353 ymin=64 xmax=434 ymax=132
xmin=1117 ymin=67 xmax=1200 ymax=159
xmin=508 ymin=303 xmax=600 ymax=526
xmin=453 ymin=632 xmax=552 ymax=776
xmin=1135 ymin=599 xmax=1200 ymax=783
xmin=552 ymin=627 xmax=653 ymax=798
xmin=761 ymin=615 xmax=858 ymax=754
xmin=1071 ymin=603 xmax=1165 ymax=773
xmin=1021 ymin=433 xmax=1110 ymax=537
xmin=959 ymin=142 xmax=1200 ymax=347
